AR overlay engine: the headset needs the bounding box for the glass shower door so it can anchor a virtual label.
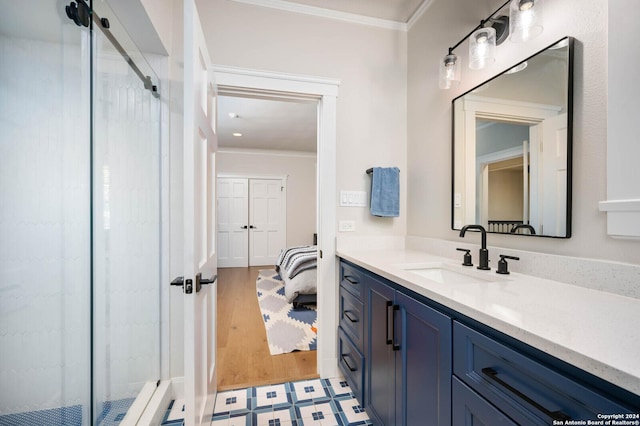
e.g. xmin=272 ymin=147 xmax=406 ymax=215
xmin=0 ymin=1 xmax=163 ymax=424
xmin=0 ymin=1 xmax=92 ymax=424
xmin=91 ymin=1 xmax=162 ymax=423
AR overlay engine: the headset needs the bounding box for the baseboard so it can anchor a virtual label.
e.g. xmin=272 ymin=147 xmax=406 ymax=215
xmin=170 ymin=377 xmax=185 ymax=400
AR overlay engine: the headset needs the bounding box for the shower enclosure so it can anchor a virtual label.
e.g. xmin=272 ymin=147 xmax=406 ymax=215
xmin=0 ymin=0 xmax=164 ymax=424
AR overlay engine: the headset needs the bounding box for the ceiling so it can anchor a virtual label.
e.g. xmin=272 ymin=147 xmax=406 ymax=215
xmin=217 ymin=0 xmax=431 ymax=153
xmin=217 ymin=96 xmax=318 ymax=153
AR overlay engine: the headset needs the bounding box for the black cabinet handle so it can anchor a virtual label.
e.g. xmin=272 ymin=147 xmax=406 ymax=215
xmin=241 ymin=225 xmax=248 ymax=229
xmin=392 ymin=304 xmax=400 ymax=351
xmin=344 ymin=310 xmax=358 ymax=323
xmin=386 ymin=301 xmax=393 ymax=345
xmin=344 ymin=275 xmax=359 ymax=285
xmin=482 ymin=368 xmax=571 ymax=421
xmin=341 ymin=354 xmax=357 ymax=372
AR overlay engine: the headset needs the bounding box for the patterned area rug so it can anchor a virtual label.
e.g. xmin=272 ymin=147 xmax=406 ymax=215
xmin=256 ymin=269 xmax=317 ymax=355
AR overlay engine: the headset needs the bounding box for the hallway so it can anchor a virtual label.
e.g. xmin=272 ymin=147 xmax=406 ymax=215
xmin=216 ymin=267 xmax=318 ymax=391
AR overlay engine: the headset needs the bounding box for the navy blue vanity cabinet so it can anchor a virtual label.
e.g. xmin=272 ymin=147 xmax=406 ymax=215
xmin=338 ymin=261 xmax=366 ymax=404
xmin=364 ymin=268 xmax=452 ymax=426
xmin=452 ymin=376 xmax=518 ymax=425
xmin=339 ymin=259 xmax=639 ymax=426
xmin=453 ymin=321 xmax=636 ymax=424
xmin=364 ymin=273 xmax=395 ymax=425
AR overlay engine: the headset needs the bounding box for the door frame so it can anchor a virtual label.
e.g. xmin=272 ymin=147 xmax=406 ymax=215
xmin=456 ymin=95 xmax=560 ymax=227
xmin=213 ymin=65 xmax=340 ymax=378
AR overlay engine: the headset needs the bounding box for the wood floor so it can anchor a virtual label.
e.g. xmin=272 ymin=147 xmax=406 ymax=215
xmin=216 ymin=266 xmax=318 ymax=391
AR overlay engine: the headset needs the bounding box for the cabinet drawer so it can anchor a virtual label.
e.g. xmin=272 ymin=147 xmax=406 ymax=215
xmin=338 ymin=326 xmax=365 ymax=404
xmin=339 ymin=286 xmax=364 ymax=351
xmin=453 ymin=321 xmax=634 ymax=425
xmin=452 ymin=376 xmax=517 ymax=426
xmin=340 ymin=261 xmax=365 ymax=300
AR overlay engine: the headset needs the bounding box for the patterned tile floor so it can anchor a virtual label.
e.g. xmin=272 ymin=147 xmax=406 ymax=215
xmin=161 ymin=377 xmax=372 ymax=426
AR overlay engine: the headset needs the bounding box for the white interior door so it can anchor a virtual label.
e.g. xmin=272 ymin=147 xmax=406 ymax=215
xmin=217 ymin=178 xmax=249 ymax=267
xmin=183 ymin=1 xmax=218 ymax=424
xmin=541 ymin=113 xmax=568 ymax=236
xmin=249 ymin=179 xmax=286 ymax=266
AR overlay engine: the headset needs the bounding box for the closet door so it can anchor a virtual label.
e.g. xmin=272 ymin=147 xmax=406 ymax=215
xmin=217 ymin=178 xmax=249 ymax=267
xmin=249 ymin=179 xmax=286 ymax=266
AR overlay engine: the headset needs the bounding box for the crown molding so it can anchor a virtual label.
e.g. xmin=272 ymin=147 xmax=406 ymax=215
xmin=218 ymin=147 xmax=318 ymax=158
xmin=407 ymin=0 xmax=434 ymax=30
xmin=230 ymin=0 xmax=408 ymax=31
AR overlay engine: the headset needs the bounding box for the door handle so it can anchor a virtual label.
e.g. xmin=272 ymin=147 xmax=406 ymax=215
xmin=195 ymin=272 xmax=217 ymax=293
xmin=249 ymin=225 xmax=256 ymax=229
xmin=241 ymin=225 xmax=248 ymax=229
xmin=171 ymin=276 xmax=194 ymax=294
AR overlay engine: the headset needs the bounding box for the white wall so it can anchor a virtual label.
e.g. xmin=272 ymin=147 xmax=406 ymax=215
xmin=197 ymin=0 xmax=408 ymax=237
xmin=217 ymin=150 xmax=317 ymax=247
xmin=408 ymin=0 xmax=640 ymax=266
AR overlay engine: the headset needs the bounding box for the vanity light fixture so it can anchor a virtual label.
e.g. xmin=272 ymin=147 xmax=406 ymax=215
xmin=232 ymin=132 xmax=243 ymax=137
xmin=509 ymin=0 xmax=543 ymax=43
xmin=439 ymin=0 xmax=544 ymax=89
xmin=439 ymin=51 xmax=461 ymax=89
xmin=469 ymin=26 xmax=497 ymax=70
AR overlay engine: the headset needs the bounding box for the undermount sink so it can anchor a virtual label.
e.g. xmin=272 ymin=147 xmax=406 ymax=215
xmin=396 ymin=262 xmax=506 ymax=285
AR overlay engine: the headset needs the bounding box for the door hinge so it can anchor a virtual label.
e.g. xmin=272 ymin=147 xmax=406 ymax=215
xmin=319 ymin=249 xmax=323 ymax=259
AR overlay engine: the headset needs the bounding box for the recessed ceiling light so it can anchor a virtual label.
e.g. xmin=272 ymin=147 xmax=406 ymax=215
xmin=228 ymin=112 xmax=239 ymax=118
xmin=232 ymin=132 xmax=243 ymax=137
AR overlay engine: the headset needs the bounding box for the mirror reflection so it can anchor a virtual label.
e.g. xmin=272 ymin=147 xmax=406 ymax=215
xmin=452 ymin=37 xmax=573 ymax=238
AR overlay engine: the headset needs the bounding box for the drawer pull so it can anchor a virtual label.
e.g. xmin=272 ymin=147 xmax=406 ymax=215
xmin=341 ymin=354 xmax=357 ymax=372
xmin=482 ymin=367 xmax=572 ymax=421
xmin=344 ymin=275 xmax=359 ymax=285
xmin=344 ymin=310 xmax=359 ymax=323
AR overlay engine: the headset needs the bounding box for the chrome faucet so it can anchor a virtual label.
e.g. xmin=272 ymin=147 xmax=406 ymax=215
xmin=459 ymin=224 xmax=490 ymax=270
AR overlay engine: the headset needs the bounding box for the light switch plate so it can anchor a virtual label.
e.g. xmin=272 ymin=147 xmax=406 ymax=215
xmin=340 ymin=190 xmax=367 ymax=207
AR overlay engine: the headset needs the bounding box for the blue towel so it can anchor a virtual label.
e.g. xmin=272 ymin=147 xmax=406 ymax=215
xmin=370 ymin=167 xmax=400 ymax=217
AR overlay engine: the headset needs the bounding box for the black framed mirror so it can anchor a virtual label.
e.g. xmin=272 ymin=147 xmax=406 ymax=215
xmin=452 ymin=37 xmax=574 ymax=238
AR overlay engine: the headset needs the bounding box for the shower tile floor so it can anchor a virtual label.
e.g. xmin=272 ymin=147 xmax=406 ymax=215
xmin=161 ymin=377 xmax=372 ymax=425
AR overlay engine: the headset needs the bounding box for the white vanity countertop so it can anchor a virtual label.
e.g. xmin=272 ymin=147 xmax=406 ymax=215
xmin=337 ymin=247 xmax=640 ymax=396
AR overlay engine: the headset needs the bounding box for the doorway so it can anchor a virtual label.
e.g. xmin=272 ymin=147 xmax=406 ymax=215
xmin=218 ymin=177 xmax=287 ymax=267
xmin=212 ymin=65 xmax=340 ymax=383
